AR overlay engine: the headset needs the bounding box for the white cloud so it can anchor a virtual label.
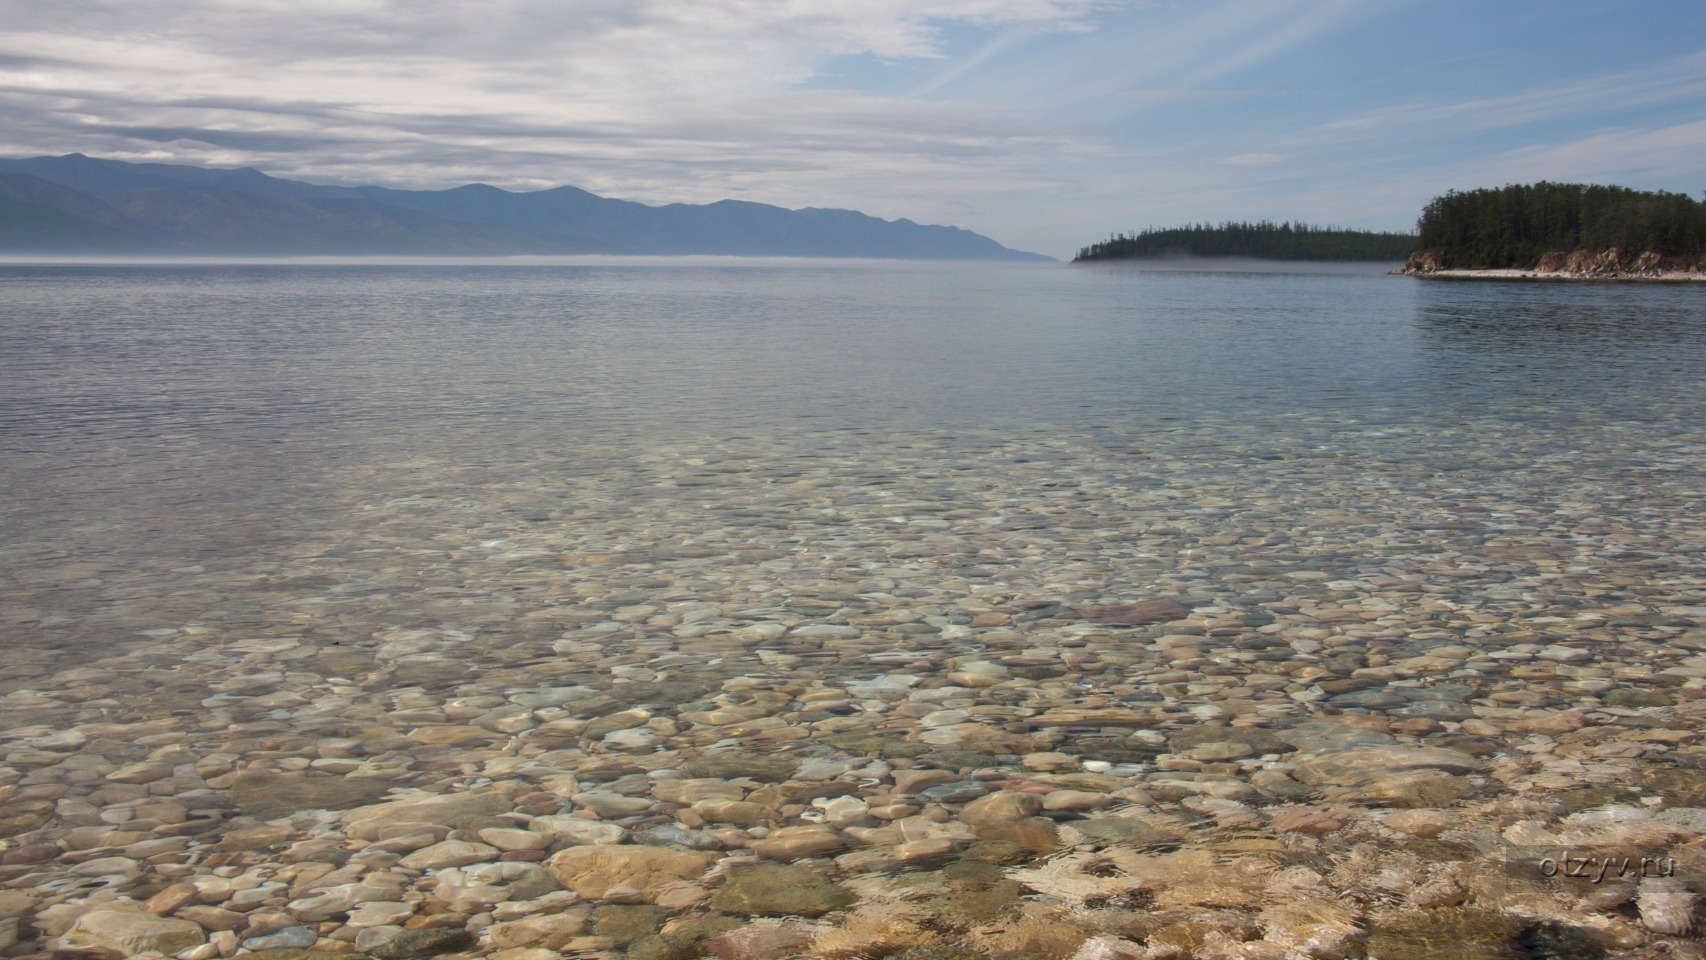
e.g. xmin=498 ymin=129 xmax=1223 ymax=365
xmin=0 ymin=0 xmax=1112 ymax=206
xmin=2 ymin=0 xmax=1694 ymax=258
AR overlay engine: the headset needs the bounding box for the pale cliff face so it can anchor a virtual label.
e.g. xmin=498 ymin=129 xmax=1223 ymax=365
xmin=1407 ymin=247 xmax=1706 ymax=276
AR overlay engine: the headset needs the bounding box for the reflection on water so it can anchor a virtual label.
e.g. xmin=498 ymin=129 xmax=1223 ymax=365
xmin=2 ymin=260 xmax=1432 ymax=448
xmin=1410 ymin=279 xmax=1705 ymax=429
xmin=0 ymin=260 xmax=1702 ymax=662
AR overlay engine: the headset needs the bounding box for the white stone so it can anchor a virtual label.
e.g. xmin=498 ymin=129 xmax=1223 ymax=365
xmin=789 ymin=624 xmax=860 ymax=640
xmin=531 ymin=816 xmax=627 ymax=846
xmin=288 ymin=882 xmax=403 ymax=920
xmin=345 ymin=901 xmax=415 ymax=929
xmin=398 ymin=839 xmax=501 ymax=871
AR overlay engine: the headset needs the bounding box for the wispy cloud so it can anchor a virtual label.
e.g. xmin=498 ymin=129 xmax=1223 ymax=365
xmin=932 ymin=0 xmax=1392 ymax=110
xmin=1473 ymin=118 xmax=1706 ymax=187
xmin=1173 ymin=0 xmax=1370 ymax=89
xmin=907 ymin=26 xmax=1039 ymax=98
xmin=1312 ymin=48 xmax=1706 ymax=143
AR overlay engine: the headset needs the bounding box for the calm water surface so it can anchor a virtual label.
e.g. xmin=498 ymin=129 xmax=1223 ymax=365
xmin=1 ymin=259 xmax=1703 ymax=665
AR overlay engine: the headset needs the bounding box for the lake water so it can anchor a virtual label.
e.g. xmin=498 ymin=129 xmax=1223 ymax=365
xmin=3 ymin=259 xmax=1703 ymax=663
xmin=2 ymin=259 xmax=1704 ymax=956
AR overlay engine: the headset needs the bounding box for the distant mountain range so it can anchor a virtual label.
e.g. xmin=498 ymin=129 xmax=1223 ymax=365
xmin=0 ymin=154 xmax=1049 ymax=261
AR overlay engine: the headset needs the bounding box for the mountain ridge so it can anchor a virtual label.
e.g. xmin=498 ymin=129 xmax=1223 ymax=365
xmin=0 ymin=154 xmax=1050 ymax=261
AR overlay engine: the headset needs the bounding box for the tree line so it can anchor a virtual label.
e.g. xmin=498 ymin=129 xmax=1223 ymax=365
xmin=1073 ymin=220 xmax=1417 ymax=262
xmin=1412 ymin=182 xmax=1706 ymax=269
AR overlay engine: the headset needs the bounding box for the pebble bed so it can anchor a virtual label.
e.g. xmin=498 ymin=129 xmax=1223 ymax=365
xmin=2 ymin=406 xmax=1705 ymax=960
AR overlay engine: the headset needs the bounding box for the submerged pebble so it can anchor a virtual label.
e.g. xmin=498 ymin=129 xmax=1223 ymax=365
xmin=2 ymin=415 xmax=1704 ymax=957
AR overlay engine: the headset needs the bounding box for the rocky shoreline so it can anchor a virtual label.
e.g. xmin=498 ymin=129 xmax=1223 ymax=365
xmin=3 ymin=419 xmax=1704 ymax=960
xmin=1402 ymin=248 xmax=1706 ymax=282
xmin=1402 ymin=268 xmax=1706 ymax=283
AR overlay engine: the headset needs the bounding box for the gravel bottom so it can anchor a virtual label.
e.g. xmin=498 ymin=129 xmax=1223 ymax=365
xmin=2 ymin=409 xmax=1704 ymax=959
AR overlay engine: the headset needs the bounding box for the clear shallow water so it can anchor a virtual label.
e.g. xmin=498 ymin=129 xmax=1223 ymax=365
xmin=5 ymin=260 xmax=1706 ymax=958
xmin=1 ymin=258 xmax=1703 ymax=668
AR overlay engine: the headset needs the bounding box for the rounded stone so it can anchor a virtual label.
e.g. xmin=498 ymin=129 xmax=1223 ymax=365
xmin=66 ymin=908 xmax=207 ymax=957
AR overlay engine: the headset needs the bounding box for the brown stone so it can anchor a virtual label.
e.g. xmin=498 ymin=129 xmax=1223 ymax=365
xmin=957 ymin=791 xmax=1058 ymax=850
xmin=1327 ymin=769 xmax=1471 ymax=807
xmin=345 ymin=790 xmax=514 ymax=832
xmin=488 ymin=908 xmax=593 ymax=950
xmin=0 ymin=890 xmax=38 ymax=920
xmin=690 ymin=801 xmax=772 ymax=828
xmin=744 ymin=781 xmax=859 ymax=808
xmin=1005 ymin=817 xmax=1060 ymax=852
xmin=143 ymin=882 xmax=198 ymax=915
xmin=1 ymin=844 xmax=58 ymax=865
xmin=711 ymin=865 xmax=854 ymax=918
xmin=65 ymin=908 xmax=206 ymax=956
xmin=546 ymin=845 xmax=716 ymax=902
xmin=132 ymin=802 xmax=189 ymax=824
xmin=891 ymin=770 xmax=963 ymax=795
xmin=960 ymin=790 xmax=1043 ymax=828
xmin=12 ymin=784 xmax=69 ymax=801
xmin=558 ymin=937 xmax=618 ymax=953
xmin=1511 ymin=711 xmax=1587 ymax=735
xmin=1079 ymin=600 xmax=1191 ymax=626
xmin=229 ymin=771 xmax=394 ymax=821
xmin=1030 ymin=707 xmax=1154 ymax=727
xmin=214 ymin=824 xmax=292 ymax=852
xmin=747 ymin=826 xmax=846 ymax=860
xmin=26 ymin=945 xmax=126 ymax=960
xmin=174 ymin=906 xmax=245 ymax=931
xmin=1288 ymin=746 xmax=1484 ymax=783
xmin=1327 ymin=714 xmax=1392 ymax=734
xmin=1267 ymin=806 xmax=1351 ymax=836
xmin=704 ymin=920 xmax=826 ymax=960
xmin=1383 ymin=810 xmax=1454 ymax=838
xmin=407 ymin=725 xmax=494 ymax=745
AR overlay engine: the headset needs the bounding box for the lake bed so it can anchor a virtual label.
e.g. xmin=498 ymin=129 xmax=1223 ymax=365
xmin=2 ymin=261 xmax=1704 ymax=958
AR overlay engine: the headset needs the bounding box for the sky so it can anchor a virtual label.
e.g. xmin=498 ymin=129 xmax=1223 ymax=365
xmin=3 ymin=0 xmax=1705 ymax=258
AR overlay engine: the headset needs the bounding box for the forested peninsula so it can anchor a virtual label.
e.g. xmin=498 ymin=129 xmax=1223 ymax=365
xmin=1404 ymin=182 xmax=1706 ymax=278
xmin=1073 ymin=221 xmax=1416 ymax=262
